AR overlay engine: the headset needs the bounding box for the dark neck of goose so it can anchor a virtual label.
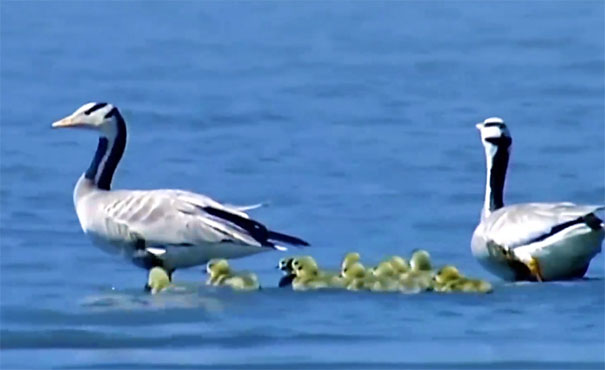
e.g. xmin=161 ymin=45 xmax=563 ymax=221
xmin=483 ymin=137 xmax=511 ymax=218
xmin=84 ymin=108 xmax=127 ymax=190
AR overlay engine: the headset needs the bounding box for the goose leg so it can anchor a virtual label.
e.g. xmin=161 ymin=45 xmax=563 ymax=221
xmin=526 ymin=257 xmax=544 ymax=282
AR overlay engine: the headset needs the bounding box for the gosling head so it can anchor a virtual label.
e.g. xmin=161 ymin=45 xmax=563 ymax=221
xmin=341 ymin=252 xmax=361 ymax=271
xmin=372 ymin=261 xmax=396 ymax=278
xmin=291 ymin=256 xmax=320 ymax=278
xmin=434 ymin=265 xmax=463 ymax=284
xmin=388 ymin=256 xmax=410 ymax=274
xmin=277 ymin=257 xmax=295 ymax=275
xmin=206 ymin=258 xmax=231 ymax=277
xmin=410 ymin=249 xmax=433 ymax=272
xmin=341 ymin=262 xmax=367 ymax=280
xmin=145 ymin=267 xmax=171 ymax=294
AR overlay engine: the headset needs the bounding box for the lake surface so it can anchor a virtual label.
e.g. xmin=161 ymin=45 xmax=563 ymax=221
xmin=1 ymin=2 xmax=604 ymax=369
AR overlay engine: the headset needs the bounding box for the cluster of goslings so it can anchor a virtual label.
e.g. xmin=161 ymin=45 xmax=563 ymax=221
xmin=278 ymin=250 xmax=493 ymax=294
xmin=145 ymin=250 xmax=492 ymax=295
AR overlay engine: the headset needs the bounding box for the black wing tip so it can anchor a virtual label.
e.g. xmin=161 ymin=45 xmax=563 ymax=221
xmin=202 ymin=206 xmax=311 ymax=247
xmin=267 ymin=230 xmax=310 ymax=247
xmin=583 ymin=214 xmax=604 ymax=230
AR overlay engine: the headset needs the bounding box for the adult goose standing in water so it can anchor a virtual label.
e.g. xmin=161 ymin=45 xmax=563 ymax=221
xmin=52 ymin=102 xmax=309 ymax=281
xmin=472 ymin=117 xmax=603 ymax=282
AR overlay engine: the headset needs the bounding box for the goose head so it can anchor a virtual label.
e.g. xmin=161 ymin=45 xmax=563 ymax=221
xmin=476 ymin=117 xmax=512 ymax=151
xmin=52 ymin=102 xmax=123 ymax=137
xmin=52 ymin=102 xmax=127 ymax=191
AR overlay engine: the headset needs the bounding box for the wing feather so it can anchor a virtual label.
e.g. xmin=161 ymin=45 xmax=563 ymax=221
xmin=98 ymin=190 xmax=265 ymax=248
xmin=484 ymin=203 xmax=604 ymax=248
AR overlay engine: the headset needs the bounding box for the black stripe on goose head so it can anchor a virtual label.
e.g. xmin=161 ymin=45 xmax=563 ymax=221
xmin=483 ymin=122 xmax=507 ymax=128
xmin=84 ymin=102 xmax=108 ymax=115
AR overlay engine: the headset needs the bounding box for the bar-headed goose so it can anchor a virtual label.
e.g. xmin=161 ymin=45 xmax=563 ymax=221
xmin=472 ymin=117 xmax=603 ymax=281
xmin=52 ymin=102 xmax=309 ymax=282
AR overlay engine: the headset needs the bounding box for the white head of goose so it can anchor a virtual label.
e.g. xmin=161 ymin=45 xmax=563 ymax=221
xmin=52 ymin=103 xmax=309 ymax=283
xmin=472 ymin=117 xmax=603 ymax=282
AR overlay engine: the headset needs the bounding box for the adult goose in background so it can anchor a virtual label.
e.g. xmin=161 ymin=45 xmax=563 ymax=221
xmin=52 ymin=102 xmax=309 ymax=280
xmin=472 ymin=117 xmax=603 ymax=282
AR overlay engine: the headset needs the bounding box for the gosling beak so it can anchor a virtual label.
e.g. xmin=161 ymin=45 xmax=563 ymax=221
xmin=143 ymin=284 xmax=151 ymax=293
xmin=52 ymin=115 xmax=81 ymax=129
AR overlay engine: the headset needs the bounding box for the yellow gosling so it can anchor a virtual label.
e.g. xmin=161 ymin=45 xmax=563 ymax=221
xmin=434 ymin=265 xmax=493 ymax=294
xmin=410 ymin=249 xmax=433 ymax=271
xmin=206 ymin=259 xmax=260 ymax=291
xmin=366 ymin=262 xmax=398 ymax=292
xmin=291 ymin=256 xmax=331 ymax=291
xmin=206 ymin=259 xmax=232 ymax=285
xmin=146 ymin=267 xmax=171 ymax=294
xmin=371 ymin=261 xmax=397 ymax=279
xmin=341 ymin=252 xmax=361 ymax=271
xmin=223 ymin=273 xmax=261 ymax=291
xmin=434 ymin=265 xmax=462 ymax=284
xmin=399 ymin=249 xmax=434 ymax=291
xmin=387 ymin=256 xmax=410 ymax=275
xmin=341 ymin=262 xmax=373 ymax=291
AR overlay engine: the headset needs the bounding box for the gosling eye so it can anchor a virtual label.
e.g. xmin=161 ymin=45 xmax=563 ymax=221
xmin=343 ymin=268 xmax=348 ymax=273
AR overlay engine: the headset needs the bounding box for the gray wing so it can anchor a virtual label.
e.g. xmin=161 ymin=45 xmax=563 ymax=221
xmin=98 ymin=189 xmax=266 ymax=248
xmin=483 ymin=202 xmax=604 ymax=248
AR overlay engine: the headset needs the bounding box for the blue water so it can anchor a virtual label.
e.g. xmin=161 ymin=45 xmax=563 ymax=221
xmin=1 ymin=2 xmax=604 ymax=369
